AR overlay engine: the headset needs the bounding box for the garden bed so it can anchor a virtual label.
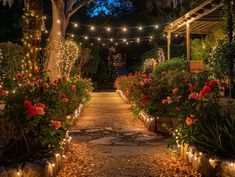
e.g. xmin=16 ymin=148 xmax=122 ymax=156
xmin=179 ymin=144 xmax=235 ymax=177
xmin=116 ymin=90 xmax=176 ymax=133
xmin=0 ymin=104 xmax=84 ymax=177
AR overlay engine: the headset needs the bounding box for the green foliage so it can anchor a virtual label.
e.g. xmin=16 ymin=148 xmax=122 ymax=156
xmin=191 ymin=37 xmax=211 ymax=60
xmin=0 ymin=74 xmax=93 ymax=158
xmin=153 ymin=57 xmax=188 ymax=78
xmin=0 ymin=42 xmax=24 ymax=88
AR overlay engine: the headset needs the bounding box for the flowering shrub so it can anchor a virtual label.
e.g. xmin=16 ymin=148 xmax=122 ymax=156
xmin=0 ymin=73 xmax=93 ymax=158
xmin=115 ymin=73 xmax=171 ymax=116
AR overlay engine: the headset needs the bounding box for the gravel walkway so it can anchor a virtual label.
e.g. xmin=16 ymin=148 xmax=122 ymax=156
xmin=58 ymin=92 xmax=200 ymax=177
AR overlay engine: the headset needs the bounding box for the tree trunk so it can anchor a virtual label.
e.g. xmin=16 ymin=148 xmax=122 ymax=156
xmin=45 ymin=1 xmax=68 ymax=80
xmin=22 ymin=0 xmax=43 ymax=76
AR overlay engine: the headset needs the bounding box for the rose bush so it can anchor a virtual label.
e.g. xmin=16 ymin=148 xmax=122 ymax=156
xmin=0 ymin=73 xmax=93 ymax=160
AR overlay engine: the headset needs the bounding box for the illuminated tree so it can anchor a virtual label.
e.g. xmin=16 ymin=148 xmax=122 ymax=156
xmin=58 ymin=39 xmax=80 ymax=78
xmin=46 ymin=0 xmax=92 ymax=80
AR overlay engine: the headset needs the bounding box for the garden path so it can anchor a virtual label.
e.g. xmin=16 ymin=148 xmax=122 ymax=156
xmin=57 ymin=92 xmax=200 ymax=177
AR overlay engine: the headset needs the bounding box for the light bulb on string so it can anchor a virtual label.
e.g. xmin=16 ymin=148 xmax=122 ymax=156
xmin=102 ymin=43 xmax=105 ymax=46
xmin=122 ymin=27 xmax=127 ymax=32
xmin=123 ymin=38 xmax=127 ymax=42
xmin=84 ymin=36 xmax=88 ymax=40
xmin=90 ymin=26 xmax=95 ymax=31
xmin=106 ymin=27 xmax=111 ymax=32
xmin=57 ymin=20 xmax=60 ymax=24
xmin=138 ymin=26 xmax=143 ymax=31
xmin=71 ymin=34 xmax=74 ymax=38
xmin=115 ymin=43 xmax=118 ymax=46
xmin=155 ymin=25 xmax=159 ymax=29
xmin=97 ymin=37 xmax=101 ymax=41
xmin=137 ymin=38 xmax=140 ymax=43
xmin=110 ymin=38 xmax=113 ymax=42
xmin=74 ymin=23 xmax=78 ymax=28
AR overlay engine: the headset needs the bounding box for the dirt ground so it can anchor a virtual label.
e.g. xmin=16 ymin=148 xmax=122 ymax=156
xmin=58 ymin=92 xmax=201 ymax=177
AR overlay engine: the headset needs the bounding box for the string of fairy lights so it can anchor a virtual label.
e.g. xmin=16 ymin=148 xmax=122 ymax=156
xmin=42 ymin=15 xmax=180 ymax=46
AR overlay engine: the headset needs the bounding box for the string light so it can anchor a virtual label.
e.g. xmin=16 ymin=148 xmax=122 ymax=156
xmin=123 ymin=38 xmax=127 ymax=42
xmin=85 ymin=36 xmax=88 ymax=40
xmin=155 ymin=25 xmax=159 ymax=29
xmin=97 ymin=37 xmax=101 ymax=41
xmin=90 ymin=26 xmax=95 ymax=31
xmin=138 ymin=26 xmax=143 ymax=31
xmin=74 ymin=23 xmax=78 ymax=28
xmin=106 ymin=27 xmax=111 ymax=32
xmin=137 ymin=38 xmax=140 ymax=43
xmin=122 ymin=27 xmax=127 ymax=32
xmin=57 ymin=20 xmax=60 ymax=24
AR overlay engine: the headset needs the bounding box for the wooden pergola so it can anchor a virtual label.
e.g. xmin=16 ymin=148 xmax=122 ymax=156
xmin=164 ymin=0 xmax=226 ymax=62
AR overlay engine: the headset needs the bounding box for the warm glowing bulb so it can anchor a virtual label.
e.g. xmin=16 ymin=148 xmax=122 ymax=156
xmin=155 ymin=25 xmax=159 ymax=29
xmin=85 ymin=36 xmax=88 ymax=40
xmin=74 ymin=23 xmax=78 ymax=28
xmin=122 ymin=27 xmax=127 ymax=32
xmin=138 ymin=26 xmax=143 ymax=31
xmin=90 ymin=26 xmax=95 ymax=31
xmin=52 ymin=163 xmax=55 ymax=167
xmin=57 ymin=20 xmax=60 ymax=24
xmin=110 ymin=38 xmax=113 ymax=42
xmin=71 ymin=34 xmax=74 ymax=38
xmin=106 ymin=27 xmax=111 ymax=32
xmin=123 ymin=38 xmax=126 ymax=42
xmin=137 ymin=38 xmax=140 ymax=43
xmin=97 ymin=37 xmax=101 ymax=41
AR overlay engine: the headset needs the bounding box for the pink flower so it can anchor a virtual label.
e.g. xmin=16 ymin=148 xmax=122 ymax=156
xmin=43 ymin=83 xmax=49 ymax=89
xmin=175 ymin=106 xmax=180 ymax=111
xmin=63 ymin=98 xmax=69 ymax=103
xmin=140 ymin=81 xmax=145 ymax=86
xmin=35 ymin=103 xmax=46 ymax=109
xmin=52 ymin=120 xmax=62 ymax=129
xmin=71 ymin=85 xmax=77 ymax=91
xmin=1 ymin=90 xmax=8 ymax=97
xmin=172 ymin=88 xmax=179 ymax=94
xmin=189 ymin=83 xmax=194 ymax=93
xmin=167 ymin=96 xmax=173 ymax=104
xmin=188 ymin=92 xmax=199 ymax=100
xmin=162 ymin=99 xmax=168 ymax=104
xmin=36 ymin=107 xmax=45 ymax=115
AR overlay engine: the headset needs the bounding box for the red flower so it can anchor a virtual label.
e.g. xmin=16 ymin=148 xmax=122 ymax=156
xmin=36 ymin=107 xmax=45 ymax=115
xmin=172 ymin=88 xmax=179 ymax=94
xmin=139 ymin=81 xmax=144 ymax=86
xmin=35 ymin=103 xmax=46 ymax=109
xmin=189 ymin=83 xmax=194 ymax=93
xmin=188 ymin=92 xmax=199 ymax=100
xmin=162 ymin=99 xmax=168 ymax=104
xmin=186 ymin=116 xmax=195 ymax=126
xmin=63 ymin=98 xmax=69 ymax=103
xmin=43 ymin=83 xmax=49 ymax=89
xmin=167 ymin=96 xmax=173 ymax=104
xmin=52 ymin=120 xmax=62 ymax=129
xmin=1 ymin=90 xmax=8 ymax=97
xmin=28 ymin=106 xmax=37 ymax=117
xmin=221 ymin=82 xmax=228 ymax=88
xmin=175 ymin=106 xmax=180 ymax=111
xmin=199 ymin=86 xmax=212 ymax=98
xmin=24 ymin=100 xmax=32 ymax=109
xmin=71 ymin=85 xmax=77 ymax=91
xmin=16 ymin=73 xmax=22 ymax=79
xmin=208 ymin=80 xmax=218 ymax=87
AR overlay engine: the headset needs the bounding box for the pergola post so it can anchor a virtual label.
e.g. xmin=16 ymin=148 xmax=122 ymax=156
xmin=167 ymin=31 xmax=171 ymax=62
xmin=186 ymin=23 xmax=191 ymax=61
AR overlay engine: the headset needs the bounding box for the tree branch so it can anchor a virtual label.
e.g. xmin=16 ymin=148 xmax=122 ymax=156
xmin=66 ymin=0 xmax=93 ymax=19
